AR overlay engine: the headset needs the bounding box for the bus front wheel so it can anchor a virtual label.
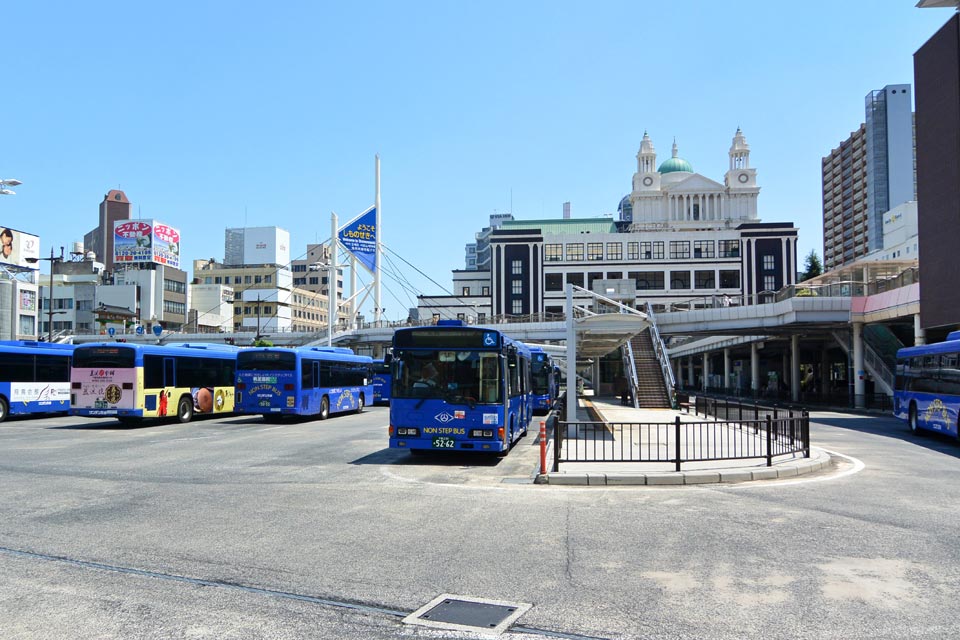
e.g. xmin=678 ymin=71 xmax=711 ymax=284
xmin=0 ymin=397 xmax=8 ymax=423
xmin=319 ymin=396 xmax=330 ymax=420
xmin=909 ymin=403 xmax=920 ymax=435
xmin=177 ymin=396 xmax=194 ymax=424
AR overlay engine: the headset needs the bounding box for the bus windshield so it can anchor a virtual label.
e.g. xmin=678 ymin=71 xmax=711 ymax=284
xmin=393 ymin=349 xmax=501 ymax=404
xmin=531 ymin=360 xmax=551 ymax=395
xmin=73 ymin=346 xmax=136 ymax=369
xmin=237 ymin=351 xmax=297 ymax=371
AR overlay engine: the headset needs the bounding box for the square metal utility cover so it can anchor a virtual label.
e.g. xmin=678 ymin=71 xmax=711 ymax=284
xmin=403 ymin=594 xmax=531 ymax=635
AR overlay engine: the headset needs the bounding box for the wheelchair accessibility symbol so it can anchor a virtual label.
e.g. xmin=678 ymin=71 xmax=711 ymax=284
xmin=483 ymin=332 xmax=497 ymax=347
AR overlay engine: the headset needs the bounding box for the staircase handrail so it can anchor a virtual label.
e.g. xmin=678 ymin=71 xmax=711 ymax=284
xmin=831 ymin=330 xmax=895 ymax=394
xmin=645 ymin=302 xmax=676 ymax=404
xmin=623 ymin=340 xmax=640 ymax=409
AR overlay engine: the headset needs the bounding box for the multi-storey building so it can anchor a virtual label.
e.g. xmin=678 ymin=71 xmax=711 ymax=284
xmin=464 ymin=213 xmax=514 ymax=271
xmin=83 ymin=190 xmax=131 ymax=273
xmin=188 ymin=283 xmax=234 ymax=333
xmin=423 ymin=129 xmax=798 ymax=320
xmin=822 ymin=85 xmax=916 ymax=271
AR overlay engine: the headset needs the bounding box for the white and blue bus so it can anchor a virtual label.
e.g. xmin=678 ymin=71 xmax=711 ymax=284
xmin=71 ymin=342 xmax=239 ymax=424
xmin=895 ymin=331 xmax=960 ymax=438
xmin=236 ymin=346 xmax=373 ymax=420
xmin=389 ymin=321 xmax=532 ymax=455
xmin=0 ymin=340 xmax=74 ymax=423
xmin=372 ymin=356 xmax=392 ymax=405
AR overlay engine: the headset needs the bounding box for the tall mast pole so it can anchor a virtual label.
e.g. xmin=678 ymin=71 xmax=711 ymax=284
xmin=375 ymin=154 xmax=382 ymax=325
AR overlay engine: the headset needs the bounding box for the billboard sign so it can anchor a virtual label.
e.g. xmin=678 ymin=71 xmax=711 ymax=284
xmin=241 ymin=227 xmax=290 ymax=266
xmin=338 ymin=205 xmax=377 ymax=273
xmin=0 ymin=226 xmax=40 ymax=269
xmin=114 ymin=220 xmax=180 ymax=268
xmin=152 ymin=223 xmax=180 ymax=268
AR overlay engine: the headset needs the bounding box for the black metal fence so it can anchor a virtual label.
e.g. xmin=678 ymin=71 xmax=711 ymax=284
xmin=552 ymin=398 xmax=809 ymax=472
xmin=681 ymin=386 xmax=893 ymax=412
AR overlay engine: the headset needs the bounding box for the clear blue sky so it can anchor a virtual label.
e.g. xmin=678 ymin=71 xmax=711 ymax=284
xmin=1 ymin=1 xmax=951 ymax=320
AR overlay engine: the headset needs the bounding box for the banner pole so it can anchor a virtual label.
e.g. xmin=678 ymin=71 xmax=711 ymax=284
xmin=374 ymin=154 xmax=382 ymax=325
xmin=329 ymin=212 xmax=338 ymax=346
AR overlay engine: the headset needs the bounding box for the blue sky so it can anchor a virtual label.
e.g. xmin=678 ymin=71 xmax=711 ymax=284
xmin=1 ymin=1 xmax=951 ymax=320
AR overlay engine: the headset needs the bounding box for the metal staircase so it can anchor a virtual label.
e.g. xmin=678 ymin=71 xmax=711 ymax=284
xmin=832 ymin=329 xmax=895 ymax=396
xmin=622 ymin=304 xmax=674 ymax=409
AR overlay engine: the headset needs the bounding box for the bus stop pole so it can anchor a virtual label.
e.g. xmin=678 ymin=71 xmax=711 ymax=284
xmin=565 ymin=284 xmax=577 ymax=426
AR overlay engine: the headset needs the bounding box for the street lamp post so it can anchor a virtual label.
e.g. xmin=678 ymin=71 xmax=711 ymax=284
xmin=27 ymin=246 xmax=65 ymax=342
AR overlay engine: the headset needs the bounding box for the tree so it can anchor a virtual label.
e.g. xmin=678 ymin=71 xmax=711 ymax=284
xmin=800 ymin=250 xmax=823 ymax=282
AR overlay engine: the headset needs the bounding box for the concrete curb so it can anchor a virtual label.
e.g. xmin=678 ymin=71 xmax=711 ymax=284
xmin=538 ymin=447 xmax=832 ymax=486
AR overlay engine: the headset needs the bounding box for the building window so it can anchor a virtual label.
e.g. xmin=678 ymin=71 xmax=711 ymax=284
xmin=511 ymin=259 xmax=522 ymax=275
xmin=719 ymin=240 xmax=740 ymax=258
xmin=244 ymin=276 xmax=252 ymax=284
xmin=627 ymin=242 xmax=639 ymax=260
xmin=566 ymin=243 xmax=584 ymax=261
xmin=566 ymin=273 xmax=584 ymax=288
xmin=763 ymin=275 xmax=777 ymax=291
xmin=462 ymin=287 xmax=470 ymax=296
xmin=587 ymin=243 xmax=603 ymax=261
xmin=694 ymin=241 xmax=715 ymax=259
xmin=254 ymin=275 xmax=263 ymax=284
xmin=545 ymin=273 xmax=563 ymax=291
xmin=640 ymin=241 xmax=664 ymax=260
xmin=669 ymin=241 xmax=690 ymax=260
xmin=606 ymin=242 xmax=622 ymax=261
xmin=207 ymin=277 xmax=215 ymax=284
xmin=607 ymin=271 xmax=622 ymax=280
xmin=309 ymin=277 xmax=319 ymax=285
xmin=482 ymin=286 xmax=490 ymax=296
xmin=545 ymin=244 xmax=563 ymax=262
xmin=265 ymin=275 xmax=272 ymax=283
xmin=670 ymin=271 xmax=691 ymax=289
xmin=244 ymin=306 xmax=251 ymax=315
xmin=762 ymin=255 xmax=775 ymax=271
xmin=633 ymin=271 xmax=664 ymax=290
xmin=234 ymin=276 xmax=242 ymax=284
xmin=511 ymin=279 xmax=522 ymax=295
xmin=694 ymin=270 xmax=716 ymax=289
xmin=263 ymin=306 xmax=272 ymax=315
xmin=587 ymin=272 xmax=603 ymax=289
xmin=719 ymin=270 xmax=741 ymax=288
xmin=511 ymin=299 xmax=523 ymax=314
xmin=235 ymin=308 xmax=241 ymax=315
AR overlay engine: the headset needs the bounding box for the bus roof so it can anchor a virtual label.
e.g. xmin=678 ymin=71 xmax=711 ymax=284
xmin=897 ymin=336 xmax=960 ymax=359
xmin=0 ymin=340 xmax=74 ymax=351
xmin=0 ymin=341 xmax=75 ymax=356
xmin=73 ymin=342 xmax=238 ymax=359
xmin=240 ymin=346 xmax=373 ymax=365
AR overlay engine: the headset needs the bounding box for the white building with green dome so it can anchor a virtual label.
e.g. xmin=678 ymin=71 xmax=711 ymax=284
xmin=627 ymin=129 xmax=759 ymax=226
xmin=419 ymin=129 xmax=797 ymax=322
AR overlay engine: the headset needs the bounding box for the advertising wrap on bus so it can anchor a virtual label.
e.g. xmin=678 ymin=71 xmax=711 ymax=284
xmin=9 ymin=382 xmax=70 ymax=405
xmin=72 ymin=367 xmax=137 ymax=413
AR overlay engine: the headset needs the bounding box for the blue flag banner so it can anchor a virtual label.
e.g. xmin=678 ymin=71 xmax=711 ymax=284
xmin=338 ymin=205 xmax=377 ymax=273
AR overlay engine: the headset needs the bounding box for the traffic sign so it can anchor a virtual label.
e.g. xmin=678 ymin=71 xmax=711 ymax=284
xmin=135 ymin=326 xmax=144 ymax=335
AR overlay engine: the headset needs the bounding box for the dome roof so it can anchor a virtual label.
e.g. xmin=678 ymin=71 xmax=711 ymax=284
xmin=658 ymin=156 xmax=693 ymax=174
xmin=658 ymin=139 xmax=693 ymax=174
xmin=618 ymin=195 xmax=633 ymax=222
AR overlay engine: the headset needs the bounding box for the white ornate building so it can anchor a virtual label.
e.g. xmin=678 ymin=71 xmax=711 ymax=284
xmin=419 ymin=129 xmax=798 ymax=320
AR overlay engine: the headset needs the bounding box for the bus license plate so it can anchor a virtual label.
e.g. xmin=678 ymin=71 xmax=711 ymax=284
xmin=432 ymin=436 xmax=456 ymax=449
xmin=259 ymin=400 xmax=271 ymax=407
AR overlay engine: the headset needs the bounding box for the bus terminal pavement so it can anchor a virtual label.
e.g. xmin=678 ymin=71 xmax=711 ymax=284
xmin=538 ymin=396 xmax=833 ymax=486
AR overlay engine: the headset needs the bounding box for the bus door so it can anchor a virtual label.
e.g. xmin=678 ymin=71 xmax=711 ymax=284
xmin=310 ymin=360 xmax=320 ymax=410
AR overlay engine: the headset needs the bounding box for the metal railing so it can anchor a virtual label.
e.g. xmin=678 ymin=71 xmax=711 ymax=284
xmin=645 ymin=302 xmax=676 ymax=405
xmin=553 ymin=397 xmax=809 ymax=471
xmin=686 ymin=386 xmax=894 ymax=413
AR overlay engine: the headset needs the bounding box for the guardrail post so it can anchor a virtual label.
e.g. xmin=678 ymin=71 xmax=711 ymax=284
xmin=765 ymin=415 xmax=773 ymax=467
xmin=553 ymin=417 xmax=562 ymax=472
xmin=539 ymin=421 xmax=547 ymax=476
xmin=803 ymin=411 xmax=810 ymax=458
xmin=674 ymin=416 xmax=682 ymax=472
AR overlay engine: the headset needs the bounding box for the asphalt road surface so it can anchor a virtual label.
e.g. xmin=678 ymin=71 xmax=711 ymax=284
xmin=1 ymin=407 xmax=958 ymax=639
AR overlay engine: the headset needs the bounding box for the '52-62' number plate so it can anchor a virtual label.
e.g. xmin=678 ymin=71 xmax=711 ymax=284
xmin=432 ymin=436 xmax=456 ymax=449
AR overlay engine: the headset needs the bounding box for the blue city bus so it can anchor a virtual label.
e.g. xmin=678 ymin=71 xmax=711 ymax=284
xmin=389 ymin=321 xmax=532 ymax=455
xmin=71 ymin=342 xmax=239 ymax=424
xmin=372 ymin=356 xmax=392 ymax=405
xmin=894 ymin=331 xmax=960 ymax=438
xmin=0 ymin=341 xmax=74 ymax=422
xmin=529 ymin=347 xmax=558 ymax=415
xmin=236 ymin=346 xmax=373 ymax=420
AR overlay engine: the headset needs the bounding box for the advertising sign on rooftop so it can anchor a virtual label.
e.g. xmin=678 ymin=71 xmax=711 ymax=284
xmin=0 ymin=225 xmax=40 ymax=269
xmin=114 ymin=220 xmax=181 ymax=268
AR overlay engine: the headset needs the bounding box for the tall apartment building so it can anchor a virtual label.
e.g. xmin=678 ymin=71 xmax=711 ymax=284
xmin=83 ymin=190 xmax=131 ymax=272
xmin=822 ymin=124 xmax=868 ymax=270
xmin=822 ymin=85 xmax=916 ymax=271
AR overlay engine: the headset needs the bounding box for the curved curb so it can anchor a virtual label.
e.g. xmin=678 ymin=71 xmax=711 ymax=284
xmin=538 ymin=447 xmax=833 ymax=486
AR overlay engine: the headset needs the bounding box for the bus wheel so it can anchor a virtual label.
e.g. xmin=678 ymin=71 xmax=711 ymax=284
xmin=356 ymin=394 xmax=365 ymax=414
xmin=0 ymin=397 xmax=7 ymax=423
xmin=177 ymin=396 xmax=194 ymax=424
xmin=319 ymin=396 xmax=330 ymax=420
xmin=909 ymin=403 xmax=921 ymax=435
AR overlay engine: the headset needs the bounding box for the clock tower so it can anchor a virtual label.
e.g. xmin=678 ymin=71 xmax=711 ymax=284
xmin=725 ymin=127 xmax=757 ymax=189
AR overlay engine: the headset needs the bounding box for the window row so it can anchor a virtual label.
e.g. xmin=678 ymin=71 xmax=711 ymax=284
xmin=544 ymin=270 xmax=741 ymax=291
xmin=543 ymin=240 xmax=741 ymax=262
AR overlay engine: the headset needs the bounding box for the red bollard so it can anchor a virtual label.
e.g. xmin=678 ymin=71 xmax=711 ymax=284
xmin=539 ymin=420 xmax=547 ymax=475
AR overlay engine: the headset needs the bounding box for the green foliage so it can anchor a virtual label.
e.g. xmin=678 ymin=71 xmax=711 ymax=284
xmin=800 ymin=250 xmax=823 ymax=281
xmin=253 ymin=338 xmax=274 ymax=347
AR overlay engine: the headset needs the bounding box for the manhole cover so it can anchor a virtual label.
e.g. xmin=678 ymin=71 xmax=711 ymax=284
xmin=403 ymin=594 xmax=531 ymax=634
